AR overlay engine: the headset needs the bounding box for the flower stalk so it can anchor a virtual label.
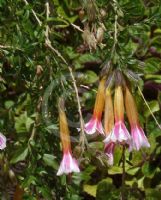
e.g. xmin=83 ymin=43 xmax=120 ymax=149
xmin=121 ymin=145 xmax=126 ymax=200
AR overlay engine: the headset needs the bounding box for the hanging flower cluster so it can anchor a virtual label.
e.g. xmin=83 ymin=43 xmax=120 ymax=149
xmin=56 ymin=70 xmax=150 ymax=176
xmin=57 ymin=98 xmax=80 ymax=176
xmin=85 ymin=71 xmax=150 ymax=165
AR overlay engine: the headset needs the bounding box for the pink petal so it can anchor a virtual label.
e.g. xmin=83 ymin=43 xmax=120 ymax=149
xmin=104 ymin=142 xmax=115 ymax=166
xmin=84 ymin=116 xmax=97 ymax=135
xmin=131 ymin=125 xmax=150 ymax=151
xmin=57 ymin=151 xmax=80 ymax=176
xmin=96 ymin=120 xmax=104 ymax=135
xmin=104 ymin=121 xmax=132 ymax=147
xmin=113 ymin=121 xmax=131 ymax=143
xmin=103 ymin=129 xmax=113 ymax=144
xmin=0 ymin=133 xmax=6 ymax=150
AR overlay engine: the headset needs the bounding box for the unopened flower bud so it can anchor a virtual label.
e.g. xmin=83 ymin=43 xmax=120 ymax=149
xmin=8 ymin=169 xmax=17 ymax=182
xmin=86 ymin=1 xmax=96 ymax=22
xmin=79 ymin=9 xmax=85 ymax=21
xmin=36 ymin=65 xmax=43 ymax=76
xmin=82 ymin=29 xmax=97 ymax=50
xmin=100 ymin=9 xmax=107 ymax=18
xmin=96 ymin=27 xmax=104 ymax=44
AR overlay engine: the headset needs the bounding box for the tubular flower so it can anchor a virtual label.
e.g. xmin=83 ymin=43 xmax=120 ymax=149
xmin=125 ymin=87 xmax=150 ymax=151
xmin=103 ymin=88 xmax=115 ymax=165
xmin=0 ymin=133 xmax=6 ymax=150
xmin=85 ymin=78 xmax=106 ymax=135
xmin=104 ymin=86 xmax=131 ymax=145
xmin=57 ymin=100 xmax=80 ymax=176
xmin=104 ymin=142 xmax=115 ymax=166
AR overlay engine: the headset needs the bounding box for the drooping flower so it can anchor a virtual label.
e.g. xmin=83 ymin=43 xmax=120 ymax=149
xmin=103 ymin=88 xmax=115 ymax=165
xmin=104 ymin=86 xmax=131 ymax=145
xmin=125 ymin=87 xmax=150 ymax=151
xmin=57 ymin=151 xmax=80 ymax=176
xmin=85 ymin=78 xmax=106 ymax=135
xmin=104 ymin=142 xmax=115 ymax=166
xmin=0 ymin=132 xmax=6 ymax=150
xmin=57 ymin=99 xmax=80 ymax=176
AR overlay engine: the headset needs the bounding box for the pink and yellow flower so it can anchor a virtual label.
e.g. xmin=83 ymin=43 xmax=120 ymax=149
xmin=85 ymin=78 xmax=106 ymax=135
xmin=57 ymin=99 xmax=80 ymax=176
xmin=103 ymin=88 xmax=115 ymax=165
xmin=0 ymin=133 xmax=6 ymax=150
xmin=125 ymin=87 xmax=150 ymax=151
xmin=104 ymin=86 xmax=131 ymax=145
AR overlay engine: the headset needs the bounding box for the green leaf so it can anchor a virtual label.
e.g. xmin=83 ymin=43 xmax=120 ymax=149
xmin=79 ymin=166 xmax=96 ymax=182
xmin=144 ymin=100 xmax=160 ymax=118
xmin=10 ymin=147 xmax=29 ymax=164
xmin=145 ymin=58 xmax=161 ymax=73
xmin=45 ymin=124 xmax=58 ymax=133
xmin=88 ymin=141 xmax=104 ymax=150
xmin=22 ymin=175 xmax=37 ymax=188
xmin=83 ymin=70 xmax=98 ymax=84
xmin=15 ymin=111 xmax=34 ymax=133
xmin=113 ymin=145 xmax=122 ymax=165
xmin=127 ymin=167 xmax=140 ymax=176
xmin=108 ymin=166 xmax=122 ymax=175
xmin=83 ymin=184 xmax=97 ymax=197
xmin=42 ymin=154 xmax=58 ymax=170
xmin=142 ymin=162 xmax=157 ymax=178
xmin=26 ymin=117 xmax=34 ymax=132
xmin=37 ymin=186 xmax=52 ymax=199
xmin=15 ymin=112 xmax=28 ymax=133
xmin=4 ymin=100 xmax=14 ymax=109
xmin=146 ymin=188 xmax=161 ymax=199
xmin=96 ymin=178 xmax=118 ymax=200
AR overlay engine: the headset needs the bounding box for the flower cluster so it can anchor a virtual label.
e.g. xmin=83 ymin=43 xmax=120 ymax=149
xmin=85 ymin=76 xmax=150 ymax=165
xmin=56 ymin=73 xmax=150 ymax=176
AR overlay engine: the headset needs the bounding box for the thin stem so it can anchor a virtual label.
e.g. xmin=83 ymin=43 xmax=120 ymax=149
xmin=111 ymin=0 xmax=118 ymax=57
xmin=29 ymin=97 xmax=42 ymax=142
xmin=44 ymin=2 xmax=88 ymax=151
xmin=71 ymin=23 xmax=84 ymax=32
xmin=121 ymin=145 xmax=126 ymax=200
xmin=138 ymin=86 xmax=161 ymax=130
xmin=0 ymin=45 xmax=23 ymax=51
xmin=22 ymin=0 xmax=42 ymax=26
